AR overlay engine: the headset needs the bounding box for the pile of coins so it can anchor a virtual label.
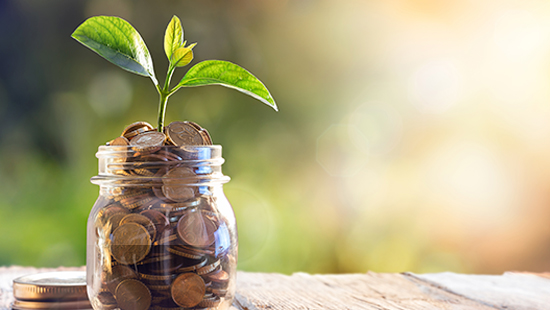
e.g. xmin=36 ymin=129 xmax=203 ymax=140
xmin=12 ymin=271 xmax=91 ymax=310
xmin=90 ymin=121 xmax=232 ymax=310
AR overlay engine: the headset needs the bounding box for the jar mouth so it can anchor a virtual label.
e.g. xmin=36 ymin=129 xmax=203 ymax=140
xmin=91 ymin=145 xmax=230 ymax=186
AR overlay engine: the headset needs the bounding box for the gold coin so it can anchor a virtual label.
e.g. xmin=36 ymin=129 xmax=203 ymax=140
xmin=119 ymin=195 xmax=156 ymax=210
xmin=121 ymin=121 xmax=154 ymax=140
xmin=120 ymin=214 xmax=157 ymax=242
xmin=171 ymin=243 xmax=215 ymax=256
xmin=111 ymin=223 xmax=152 ymax=265
xmin=170 ymin=273 xmax=205 ymax=308
xmin=138 ymin=254 xmax=172 ymax=265
xmin=138 ymin=272 xmax=174 ymax=281
xmin=164 ymin=121 xmax=208 ymax=146
xmin=107 ymin=136 xmax=130 ymax=146
xmin=155 ymin=233 xmax=177 ymax=246
xmin=167 ymin=247 xmax=204 ymax=260
xmin=112 ymin=188 xmax=149 ymax=201
xmin=131 ymin=168 xmax=156 ymax=177
xmin=114 ymin=279 xmax=151 ymax=310
xmin=95 ymin=205 xmax=130 ymax=236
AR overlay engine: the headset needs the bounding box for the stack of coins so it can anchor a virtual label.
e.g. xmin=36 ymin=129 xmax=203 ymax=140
xmin=91 ymin=121 xmax=232 ymax=310
xmin=12 ymin=271 xmax=92 ymax=309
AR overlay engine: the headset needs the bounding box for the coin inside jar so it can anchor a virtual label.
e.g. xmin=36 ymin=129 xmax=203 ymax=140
xmin=162 ymin=166 xmax=196 ymax=202
xmin=170 ymin=273 xmax=206 ymax=308
xmin=111 ymin=223 xmax=152 ymax=265
xmin=104 ymin=264 xmax=137 ymax=293
xmin=140 ymin=209 xmax=170 ymax=238
xmin=119 ymin=214 xmax=157 ymax=242
xmin=177 ymin=209 xmax=218 ymax=248
xmin=95 ymin=204 xmax=130 ymax=236
xmin=114 ymin=278 xmax=152 ymax=310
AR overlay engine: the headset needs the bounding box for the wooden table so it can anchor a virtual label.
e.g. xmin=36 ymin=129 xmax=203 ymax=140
xmin=1 ymin=266 xmax=549 ymax=309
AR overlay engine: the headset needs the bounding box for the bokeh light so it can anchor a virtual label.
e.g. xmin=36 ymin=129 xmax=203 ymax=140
xmin=1 ymin=0 xmax=550 ymax=274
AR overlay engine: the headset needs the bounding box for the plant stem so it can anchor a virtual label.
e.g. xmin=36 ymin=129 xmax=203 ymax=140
xmin=157 ymin=64 xmax=177 ymax=132
xmin=157 ymin=91 xmax=169 ymax=132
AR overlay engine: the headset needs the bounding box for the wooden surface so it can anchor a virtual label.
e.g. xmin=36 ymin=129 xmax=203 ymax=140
xmin=1 ymin=266 xmax=550 ymax=309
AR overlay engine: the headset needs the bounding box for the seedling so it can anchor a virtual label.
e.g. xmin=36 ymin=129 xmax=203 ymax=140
xmin=72 ymin=15 xmax=277 ymax=132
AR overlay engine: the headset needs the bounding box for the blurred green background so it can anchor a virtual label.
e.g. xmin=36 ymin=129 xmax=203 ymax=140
xmin=2 ymin=0 xmax=550 ymax=274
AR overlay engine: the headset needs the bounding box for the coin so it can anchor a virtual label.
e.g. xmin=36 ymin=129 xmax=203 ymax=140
xmin=167 ymin=246 xmax=204 ymax=260
xmin=204 ymin=268 xmax=229 ymax=284
xmin=157 ymin=149 xmax=183 ymax=161
xmin=210 ymin=287 xmax=227 ymax=297
xmin=153 ymin=186 xmax=171 ymax=201
xmin=111 ymin=223 xmax=152 ymax=265
xmin=165 ymin=121 xmax=208 ymax=146
xmin=121 ymin=121 xmax=155 ymax=140
xmin=176 ymin=257 xmax=208 ymax=273
xmin=171 ymin=244 xmax=215 ymax=256
xmin=160 ymin=199 xmax=201 ymax=217
xmin=170 ymin=273 xmax=205 ymax=308
xmin=108 ymin=136 xmax=130 ymax=146
xmin=114 ymin=279 xmax=152 ymax=310
xmin=196 ymin=259 xmax=221 ymax=276
xmin=12 ymin=271 xmax=87 ymax=302
xmin=161 ymin=166 xmax=196 ymax=202
xmin=140 ymin=209 xmax=170 ymax=238
xmin=186 ymin=121 xmax=213 ymax=145
xmin=130 ymin=131 xmax=167 ymax=152
xmin=156 ymin=234 xmax=178 ymax=246
xmin=119 ymin=195 xmax=156 ymax=210
xmin=104 ymin=265 xmax=137 ymax=293
xmin=97 ymin=291 xmax=118 ymax=309
xmin=177 ymin=209 xmax=218 ymax=248
xmin=198 ymin=295 xmax=221 ymax=308
xmin=95 ymin=205 xmax=130 ymax=236
xmin=139 ymin=255 xmax=188 ymax=274
xmin=120 ymin=214 xmax=157 ymax=242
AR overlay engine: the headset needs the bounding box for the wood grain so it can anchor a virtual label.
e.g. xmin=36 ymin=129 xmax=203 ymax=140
xmin=412 ymin=272 xmax=550 ymax=310
xmin=234 ymin=272 xmax=496 ymax=310
xmin=1 ymin=266 xmax=549 ymax=310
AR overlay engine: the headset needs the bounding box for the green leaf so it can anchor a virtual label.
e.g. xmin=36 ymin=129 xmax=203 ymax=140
xmin=177 ymin=60 xmax=278 ymax=111
xmin=172 ymin=43 xmax=196 ymax=67
xmin=164 ymin=15 xmax=184 ymax=62
xmin=71 ymin=16 xmax=157 ymax=85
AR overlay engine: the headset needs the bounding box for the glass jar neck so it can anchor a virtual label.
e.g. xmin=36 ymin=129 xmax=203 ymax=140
xmin=91 ymin=145 xmax=230 ymax=187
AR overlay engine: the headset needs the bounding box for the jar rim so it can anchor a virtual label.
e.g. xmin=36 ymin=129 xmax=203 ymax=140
xmin=92 ymin=144 xmax=230 ymax=186
xmin=96 ymin=144 xmax=223 ymax=158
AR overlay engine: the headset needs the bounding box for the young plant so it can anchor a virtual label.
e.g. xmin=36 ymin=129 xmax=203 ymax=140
xmin=71 ymin=15 xmax=277 ymax=132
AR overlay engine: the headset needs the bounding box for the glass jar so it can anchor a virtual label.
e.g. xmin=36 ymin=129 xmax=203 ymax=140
xmin=87 ymin=145 xmax=236 ymax=310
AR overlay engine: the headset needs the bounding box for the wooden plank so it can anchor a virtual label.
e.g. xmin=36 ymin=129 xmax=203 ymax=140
xmin=234 ymin=272 xmax=495 ymax=310
xmin=412 ymin=272 xmax=550 ymax=310
xmin=2 ymin=267 xmax=549 ymax=310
